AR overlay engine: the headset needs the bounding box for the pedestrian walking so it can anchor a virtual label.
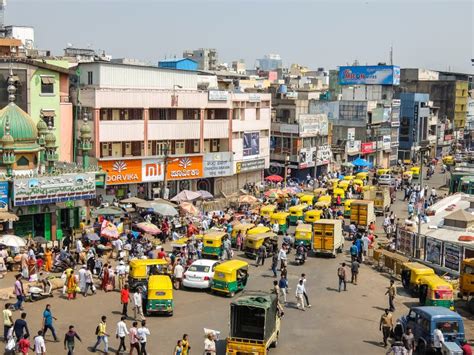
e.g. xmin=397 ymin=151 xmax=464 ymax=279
xmin=349 ymin=242 xmax=358 ymax=262
xmin=78 ymin=265 xmax=87 ymax=294
xmin=116 ymin=261 xmax=127 ymax=291
xmin=271 ymin=253 xmax=278 ymax=277
xmin=256 ymin=244 xmax=266 ymax=267
xmin=13 ymin=312 xmax=29 ymax=341
xmin=351 ymin=260 xmax=360 ymax=285
xmin=173 ymin=263 xmax=184 ymax=290
xmin=14 ymin=274 xmax=25 ymax=311
xmin=3 ymin=303 xmax=13 ymax=341
xmin=17 ymin=334 xmax=30 ymax=355
xmin=278 ymin=246 xmax=287 ymax=270
xmin=129 ymin=321 xmax=140 ymax=355
xmin=386 ymin=340 xmax=407 ymax=355
xmin=402 ymin=328 xmax=415 ymax=355
xmin=204 ymin=333 xmax=216 ymax=355
xmin=34 ymin=330 xmax=46 ymax=355
xmin=120 ymin=284 xmax=130 ymax=317
xmin=379 ymin=309 xmax=393 ymax=347
xmin=181 ymin=334 xmax=191 ymax=355
xmin=116 ymin=316 xmax=128 ymax=354
xmin=173 ymin=339 xmax=183 ymax=355
xmin=83 ymin=267 xmax=95 ymax=296
xmin=433 ymin=324 xmax=445 ymax=354
xmin=295 ymin=279 xmax=305 ymax=311
xmin=64 ymin=325 xmax=81 ymax=355
xmin=92 ymin=315 xmax=109 ymax=353
xmin=361 ymin=234 xmax=370 ymax=263
xmin=42 ymin=304 xmax=58 ymax=342
xmin=337 ymin=263 xmax=347 ymax=292
xmin=299 ymin=274 xmax=311 ymax=308
xmin=133 ymin=288 xmax=145 ymax=321
xmin=278 ymin=275 xmax=288 ymax=305
xmin=137 ymin=320 xmax=150 ymax=355
xmin=386 ymin=280 xmax=396 ymax=311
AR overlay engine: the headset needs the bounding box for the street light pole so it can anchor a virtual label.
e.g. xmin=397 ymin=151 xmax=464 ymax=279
xmin=284 ymin=155 xmax=290 ymax=187
xmin=313 ymin=133 xmax=320 ymax=181
xmin=161 ymin=143 xmax=169 ymax=199
xmin=415 ymin=141 xmax=430 ymax=259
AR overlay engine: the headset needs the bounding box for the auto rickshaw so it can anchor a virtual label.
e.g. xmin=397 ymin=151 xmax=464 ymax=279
xmin=318 ymin=195 xmax=332 ymax=204
xmin=244 ymin=232 xmax=278 ymax=259
xmin=128 ymin=259 xmax=169 ymax=291
xmin=146 ymin=275 xmax=174 ymax=316
xmin=443 ymin=155 xmax=455 ymax=166
xmin=304 ymin=209 xmax=322 ymax=223
xmin=344 ymin=199 xmax=354 ymax=218
xmin=260 ymin=205 xmax=277 ymax=219
xmin=356 ymin=172 xmax=369 ymax=181
xmin=231 ymin=223 xmax=255 ymax=246
xmin=333 ymin=188 xmax=345 ymax=204
xmin=353 ymin=178 xmax=364 ymax=188
xmin=343 ymin=175 xmax=355 ymax=181
xmin=211 ymin=260 xmax=249 ymax=297
xmin=314 ymin=201 xmax=331 ymax=210
xmin=401 ymin=262 xmax=435 ymax=295
xmin=171 ymin=237 xmax=189 ymax=254
xmin=338 ymin=180 xmax=350 ymax=191
xmin=270 ymin=212 xmax=289 ymax=233
xmin=289 ymin=204 xmax=307 ymax=225
xmin=410 ymin=166 xmax=420 ymax=179
xmin=376 ymin=168 xmax=391 ymax=176
xmin=300 ymin=194 xmax=315 ymax=205
xmin=418 ymin=275 xmax=454 ymax=310
xmin=295 ymin=223 xmax=312 ymax=247
xmin=202 ymin=231 xmax=228 ymax=259
xmin=247 ymin=225 xmax=271 ymax=236
xmin=328 ymin=178 xmax=340 ymax=190
xmin=313 ymin=188 xmax=327 ymax=198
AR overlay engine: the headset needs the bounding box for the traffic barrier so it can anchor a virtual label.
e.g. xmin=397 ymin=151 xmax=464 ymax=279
xmin=373 ymin=248 xmax=409 ymax=276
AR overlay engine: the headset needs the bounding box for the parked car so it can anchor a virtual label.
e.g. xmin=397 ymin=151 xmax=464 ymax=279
xmin=398 ymin=306 xmax=465 ymax=354
xmin=183 ymin=259 xmax=221 ymax=289
xmin=378 ymin=174 xmax=394 ymax=186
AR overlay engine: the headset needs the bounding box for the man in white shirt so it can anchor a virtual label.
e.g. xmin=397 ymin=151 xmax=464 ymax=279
xmin=116 ymin=316 xmax=129 ymax=353
xmin=278 ymin=247 xmax=287 ymax=270
xmin=173 ymin=263 xmax=184 ymax=290
xmin=136 ymin=320 xmax=150 ymax=355
xmin=75 ymin=239 xmax=83 ymax=263
xmin=78 ymin=265 xmax=87 ymax=294
xmin=295 ymin=279 xmax=305 ymax=311
xmin=116 ymin=261 xmax=127 ymax=290
xmin=133 ymin=289 xmax=144 ymax=321
xmin=34 ymin=330 xmax=46 ymax=355
xmin=433 ymin=324 xmax=444 ymax=353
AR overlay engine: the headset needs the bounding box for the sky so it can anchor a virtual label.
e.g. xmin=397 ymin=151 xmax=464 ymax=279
xmin=7 ymin=0 xmax=474 ymax=73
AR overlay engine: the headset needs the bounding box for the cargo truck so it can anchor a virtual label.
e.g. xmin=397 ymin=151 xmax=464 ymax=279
xmin=312 ymin=219 xmax=344 ymax=257
xmin=226 ymin=292 xmax=281 ymax=355
xmin=350 ymin=200 xmax=376 ymax=231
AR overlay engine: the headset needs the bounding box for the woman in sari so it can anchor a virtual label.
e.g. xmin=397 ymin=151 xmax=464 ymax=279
xmin=101 ymin=263 xmax=110 ymax=291
xmin=43 ymin=248 xmax=53 ymax=272
xmin=65 ymin=268 xmax=77 ymax=300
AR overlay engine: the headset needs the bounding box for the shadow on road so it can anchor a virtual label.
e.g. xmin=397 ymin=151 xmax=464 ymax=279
xmin=372 ymin=306 xmax=386 ymax=311
xmin=326 ymin=287 xmax=341 ymax=292
xmin=362 ymin=340 xmax=386 ymax=348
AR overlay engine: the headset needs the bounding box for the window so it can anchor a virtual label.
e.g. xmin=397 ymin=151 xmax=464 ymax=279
xmin=123 ymin=142 xmax=132 ymax=156
xmin=87 ymin=71 xmax=93 ymax=85
xmin=40 ymin=76 xmax=54 ymax=94
xmin=17 ymin=156 xmax=29 ymax=166
xmin=101 ymin=143 xmax=111 ymax=157
xmin=41 ymin=110 xmax=55 ymax=127
xmin=211 ymin=139 xmax=220 ymax=152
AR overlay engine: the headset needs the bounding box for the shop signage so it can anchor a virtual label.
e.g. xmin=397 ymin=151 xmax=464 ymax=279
xmin=166 ymin=156 xmax=203 ymax=180
xmin=338 ymin=65 xmax=400 ymax=85
xmin=208 ymin=90 xmax=228 ymax=101
xmin=203 ymin=152 xmax=232 ymax=178
xmin=0 ymin=181 xmax=8 ymax=211
xmin=298 ymin=146 xmax=332 ymax=168
xmin=236 ymin=158 xmax=265 ymax=174
xmin=13 ymin=173 xmax=96 ymax=206
xmin=361 ymin=142 xmax=375 ymax=154
xmin=298 ymin=114 xmax=329 ymax=137
xmin=279 ymin=124 xmax=299 ymax=134
xmin=346 ymin=140 xmax=361 ymax=154
xmin=444 ymin=243 xmax=461 ymax=271
xmin=142 ymin=158 xmax=164 ymax=182
xmin=100 ymin=159 xmax=142 ymax=185
xmin=425 ymin=237 xmax=442 ymax=266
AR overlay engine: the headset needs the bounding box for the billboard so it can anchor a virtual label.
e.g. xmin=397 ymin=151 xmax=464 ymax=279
xmin=298 ymin=114 xmax=329 ymax=137
xmin=243 ymin=132 xmax=260 ymax=157
xmin=339 ymin=65 xmax=400 ymax=86
xmin=0 ymin=181 xmax=8 ymax=211
xmin=203 ymin=152 xmax=232 ymax=178
xmin=100 ymin=159 xmax=165 ymax=185
xmin=166 ymin=156 xmax=203 ymax=180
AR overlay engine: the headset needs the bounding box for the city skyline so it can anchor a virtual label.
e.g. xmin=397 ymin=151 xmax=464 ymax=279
xmin=7 ymin=0 xmax=474 ymax=73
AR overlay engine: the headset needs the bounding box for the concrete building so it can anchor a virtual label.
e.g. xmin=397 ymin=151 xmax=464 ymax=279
xmin=256 ymin=54 xmax=283 ymax=71
xmin=183 ymin=48 xmax=218 ymax=71
xmin=4 ymin=25 xmax=34 ymax=50
xmin=398 ymin=93 xmax=438 ymax=161
xmin=231 ymin=60 xmax=246 ymax=75
xmin=74 ymin=61 xmax=271 ymax=199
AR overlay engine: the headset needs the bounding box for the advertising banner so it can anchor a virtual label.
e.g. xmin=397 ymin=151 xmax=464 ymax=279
xmin=166 ymin=156 xmax=203 ymax=180
xmin=444 ymin=243 xmax=461 ymax=271
xmin=141 ymin=159 xmax=164 ymax=182
xmin=396 ymin=228 xmax=414 ymax=256
xmin=0 ymin=181 xmax=8 ymax=211
xmin=346 ymin=140 xmax=361 ymax=154
xmin=339 ymin=65 xmax=401 ymax=85
xmin=298 ymin=114 xmax=329 ymax=136
xmin=236 ymin=159 xmax=265 ymax=173
xmin=13 ymin=173 xmax=96 ymax=206
xmin=298 ymin=146 xmax=331 ymax=168
xmin=203 ymin=152 xmax=232 ymax=178
xmin=208 ymin=90 xmax=228 ymax=101
xmin=100 ymin=159 xmax=142 ymax=185
xmin=243 ymin=132 xmax=260 ymax=157
xmin=425 ymin=237 xmax=442 ymax=265
xmin=361 ymin=142 xmax=375 ymax=154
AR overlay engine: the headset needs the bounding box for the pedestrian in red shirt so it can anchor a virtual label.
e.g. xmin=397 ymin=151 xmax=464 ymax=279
xmin=158 ymin=248 xmax=167 ymax=260
xmin=461 ymin=339 xmax=472 ymax=355
xmin=120 ymin=284 xmax=130 ymax=318
xmin=18 ymin=334 xmax=30 ymax=354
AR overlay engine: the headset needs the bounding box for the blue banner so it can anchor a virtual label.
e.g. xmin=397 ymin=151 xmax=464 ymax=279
xmin=339 ymin=65 xmax=400 ymax=85
xmin=0 ymin=181 xmax=8 ymax=210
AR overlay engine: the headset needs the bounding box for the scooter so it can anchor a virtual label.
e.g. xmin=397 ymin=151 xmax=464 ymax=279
xmin=294 ymin=251 xmax=306 ymax=265
xmin=26 ymin=279 xmax=53 ymax=302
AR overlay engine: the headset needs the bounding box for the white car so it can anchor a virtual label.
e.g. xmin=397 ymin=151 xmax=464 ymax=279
xmin=378 ymin=174 xmax=394 ymax=186
xmin=183 ymin=259 xmax=220 ymax=289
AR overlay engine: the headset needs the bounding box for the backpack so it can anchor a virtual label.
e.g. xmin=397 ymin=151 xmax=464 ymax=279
xmin=338 ymin=267 xmax=345 ymax=279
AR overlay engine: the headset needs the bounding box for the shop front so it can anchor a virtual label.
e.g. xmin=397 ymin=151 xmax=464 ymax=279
xmin=165 ymin=155 xmax=204 ymax=197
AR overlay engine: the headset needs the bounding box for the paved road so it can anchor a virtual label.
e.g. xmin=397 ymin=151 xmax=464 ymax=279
xmin=3 ymin=168 xmax=456 ymax=355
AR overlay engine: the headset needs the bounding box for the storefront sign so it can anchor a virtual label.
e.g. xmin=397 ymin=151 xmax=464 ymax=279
xmin=142 ymin=158 xmax=164 ymax=182
xmin=166 ymin=156 xmax=203 ymax=180
xmin=13 ymin=173 xmax=96 ymax=206
xmin=0 ymin=181 xmax=8 ymax=211
xmin=100 ymin=159 xmax=142 ymax=185
xmin=425 ymin=237 xmax=442 ymax=265
xmin=236 ymin=158 xmax=265 ymax=174
xmin=346 ymin=140 xmax=361 ymax=154
xmin=298 ymin=114 xmax=329 ymax=137
xmin=298 ymin=146 xmax=331 ymax=168
xmin=279 ymin=124 xmax=299 ymax=134
xmin=361 ymin=142 xmax=375 ymax=154
xmin=208 ymin=90 xmax=228 ymax=101
xmin=203 ymin=152 xmax=232 ymax=178
xmin=243 ymin=132 xmax=260 ymax=157
xmin=444 ymin=243 xmax=461 ymax=271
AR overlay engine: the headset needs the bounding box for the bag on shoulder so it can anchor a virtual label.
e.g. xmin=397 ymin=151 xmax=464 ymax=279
xmin=95 ymin=325 xmax=100 ymax=335
xmin=338 ymin=267 xmax=345 ymax=278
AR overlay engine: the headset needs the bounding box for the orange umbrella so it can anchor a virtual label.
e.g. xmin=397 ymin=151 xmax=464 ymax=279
xmin=180 ymin=202 xmax=199 ymax=216
xmin=238 ymin=195 xmax=258 ymax=204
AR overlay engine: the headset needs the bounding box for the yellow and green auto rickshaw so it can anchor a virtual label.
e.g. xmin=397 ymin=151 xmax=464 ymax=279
xmin=244 ymin=232 xmax=278 ymax=259
xmin=304 ymin=209 xmax=322 ymax=223
xmin=288 ymin=204 xmax=307 ymax=225
xmin=318 ymin=195 xmax=332 ymax=204
xmin=328 ymin=178 xmax=340 ymax=190
xmin=353 ymin=178 xmax=364 ymax=188
xmin=314 ymin=201 xmax=331 ymax=210
xmin=260 ymin=205 xmax=277 ymax=219
xmin=343 ymin=175 xmax=355 ymax=181
xmin=338 ymin=180 xmax=350 ymax=191
xmin=333 ymin=188 xmax=345 ymax=204
xmin=344 ymin=199 xmax=354 ymax=218
xmin=300 ymin=194 xmax=315 ymax=205
xmin=443 ymin=155 xmax=455 ymax=166
xmin=247 ymin=225 xmax=271 ymax=236
xmin=401 ymin=262 xmax=435 ymax=295
xmin=313 ymin=188 xmax=328 ymax=198
xmin=128 ymin=259 xmax=169 ymax=291
xmin=231 ymin=223 xmax=255 ymax=247
xmin=202 ymin=231 xmax=228 ymax=259
xmin=295 ymin=223 xmax=312 ymax=247
xmin=146 ymin=275 xmax=173 ymax=316
xmin=211 ymin=260 xmax=249 ymax=297
xmin=356 ymin=172 xmax=369 ymax=181
xmin=418 ymin=275 xmax=454 ymax=310
xmin=270 ymin=212 xmax=289 ymax=233
xmin=376 ymin=168 xmax=391 ymax=177
xmin=410 ymin=166 xmax=420 ymax=179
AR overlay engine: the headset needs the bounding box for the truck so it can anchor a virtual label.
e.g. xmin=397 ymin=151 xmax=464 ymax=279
xmin=312 ymin=219 xmax=344 ymax=257
xmin=459 ymin=258 xmax=474 ymax=312
xmin=350 ymin=200 xmax=376 ymax=230
xmin=226 ymin=292 xmax=281 ymax=355
xmin=363 ymin=187 xmax=391 ymax=215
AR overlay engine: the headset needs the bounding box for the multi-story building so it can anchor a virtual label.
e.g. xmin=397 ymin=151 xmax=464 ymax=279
xmin=256 ymin=54 xmax=283 ymax=72
xmin=183 ymin=48 xmax=218 ymax=71
xmin=0 ymin=58 xmax=73 ymax=161
xmin=74 ymin=61 xmax=271 ymax=199
xmin=271 ymin=89 xmax=331 ymax=181
xmin=398 ymin=93 xmax=438 ymax=161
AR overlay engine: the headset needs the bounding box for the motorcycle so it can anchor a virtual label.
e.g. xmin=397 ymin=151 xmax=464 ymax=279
xmin=26 ymin=279 xmax=53 ymax=302
xmin=294 ymin=250 xmax=306 ymax=265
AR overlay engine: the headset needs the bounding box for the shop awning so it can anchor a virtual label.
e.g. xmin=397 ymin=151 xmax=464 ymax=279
xmin=41 ymin=76 xmax=55 ymax=84
xmin=0 ymin=211 xmax=19 ymax=222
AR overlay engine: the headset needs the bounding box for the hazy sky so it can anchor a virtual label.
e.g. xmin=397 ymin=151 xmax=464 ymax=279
xmin=7 ymin=0 xmax=474 ymax=73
